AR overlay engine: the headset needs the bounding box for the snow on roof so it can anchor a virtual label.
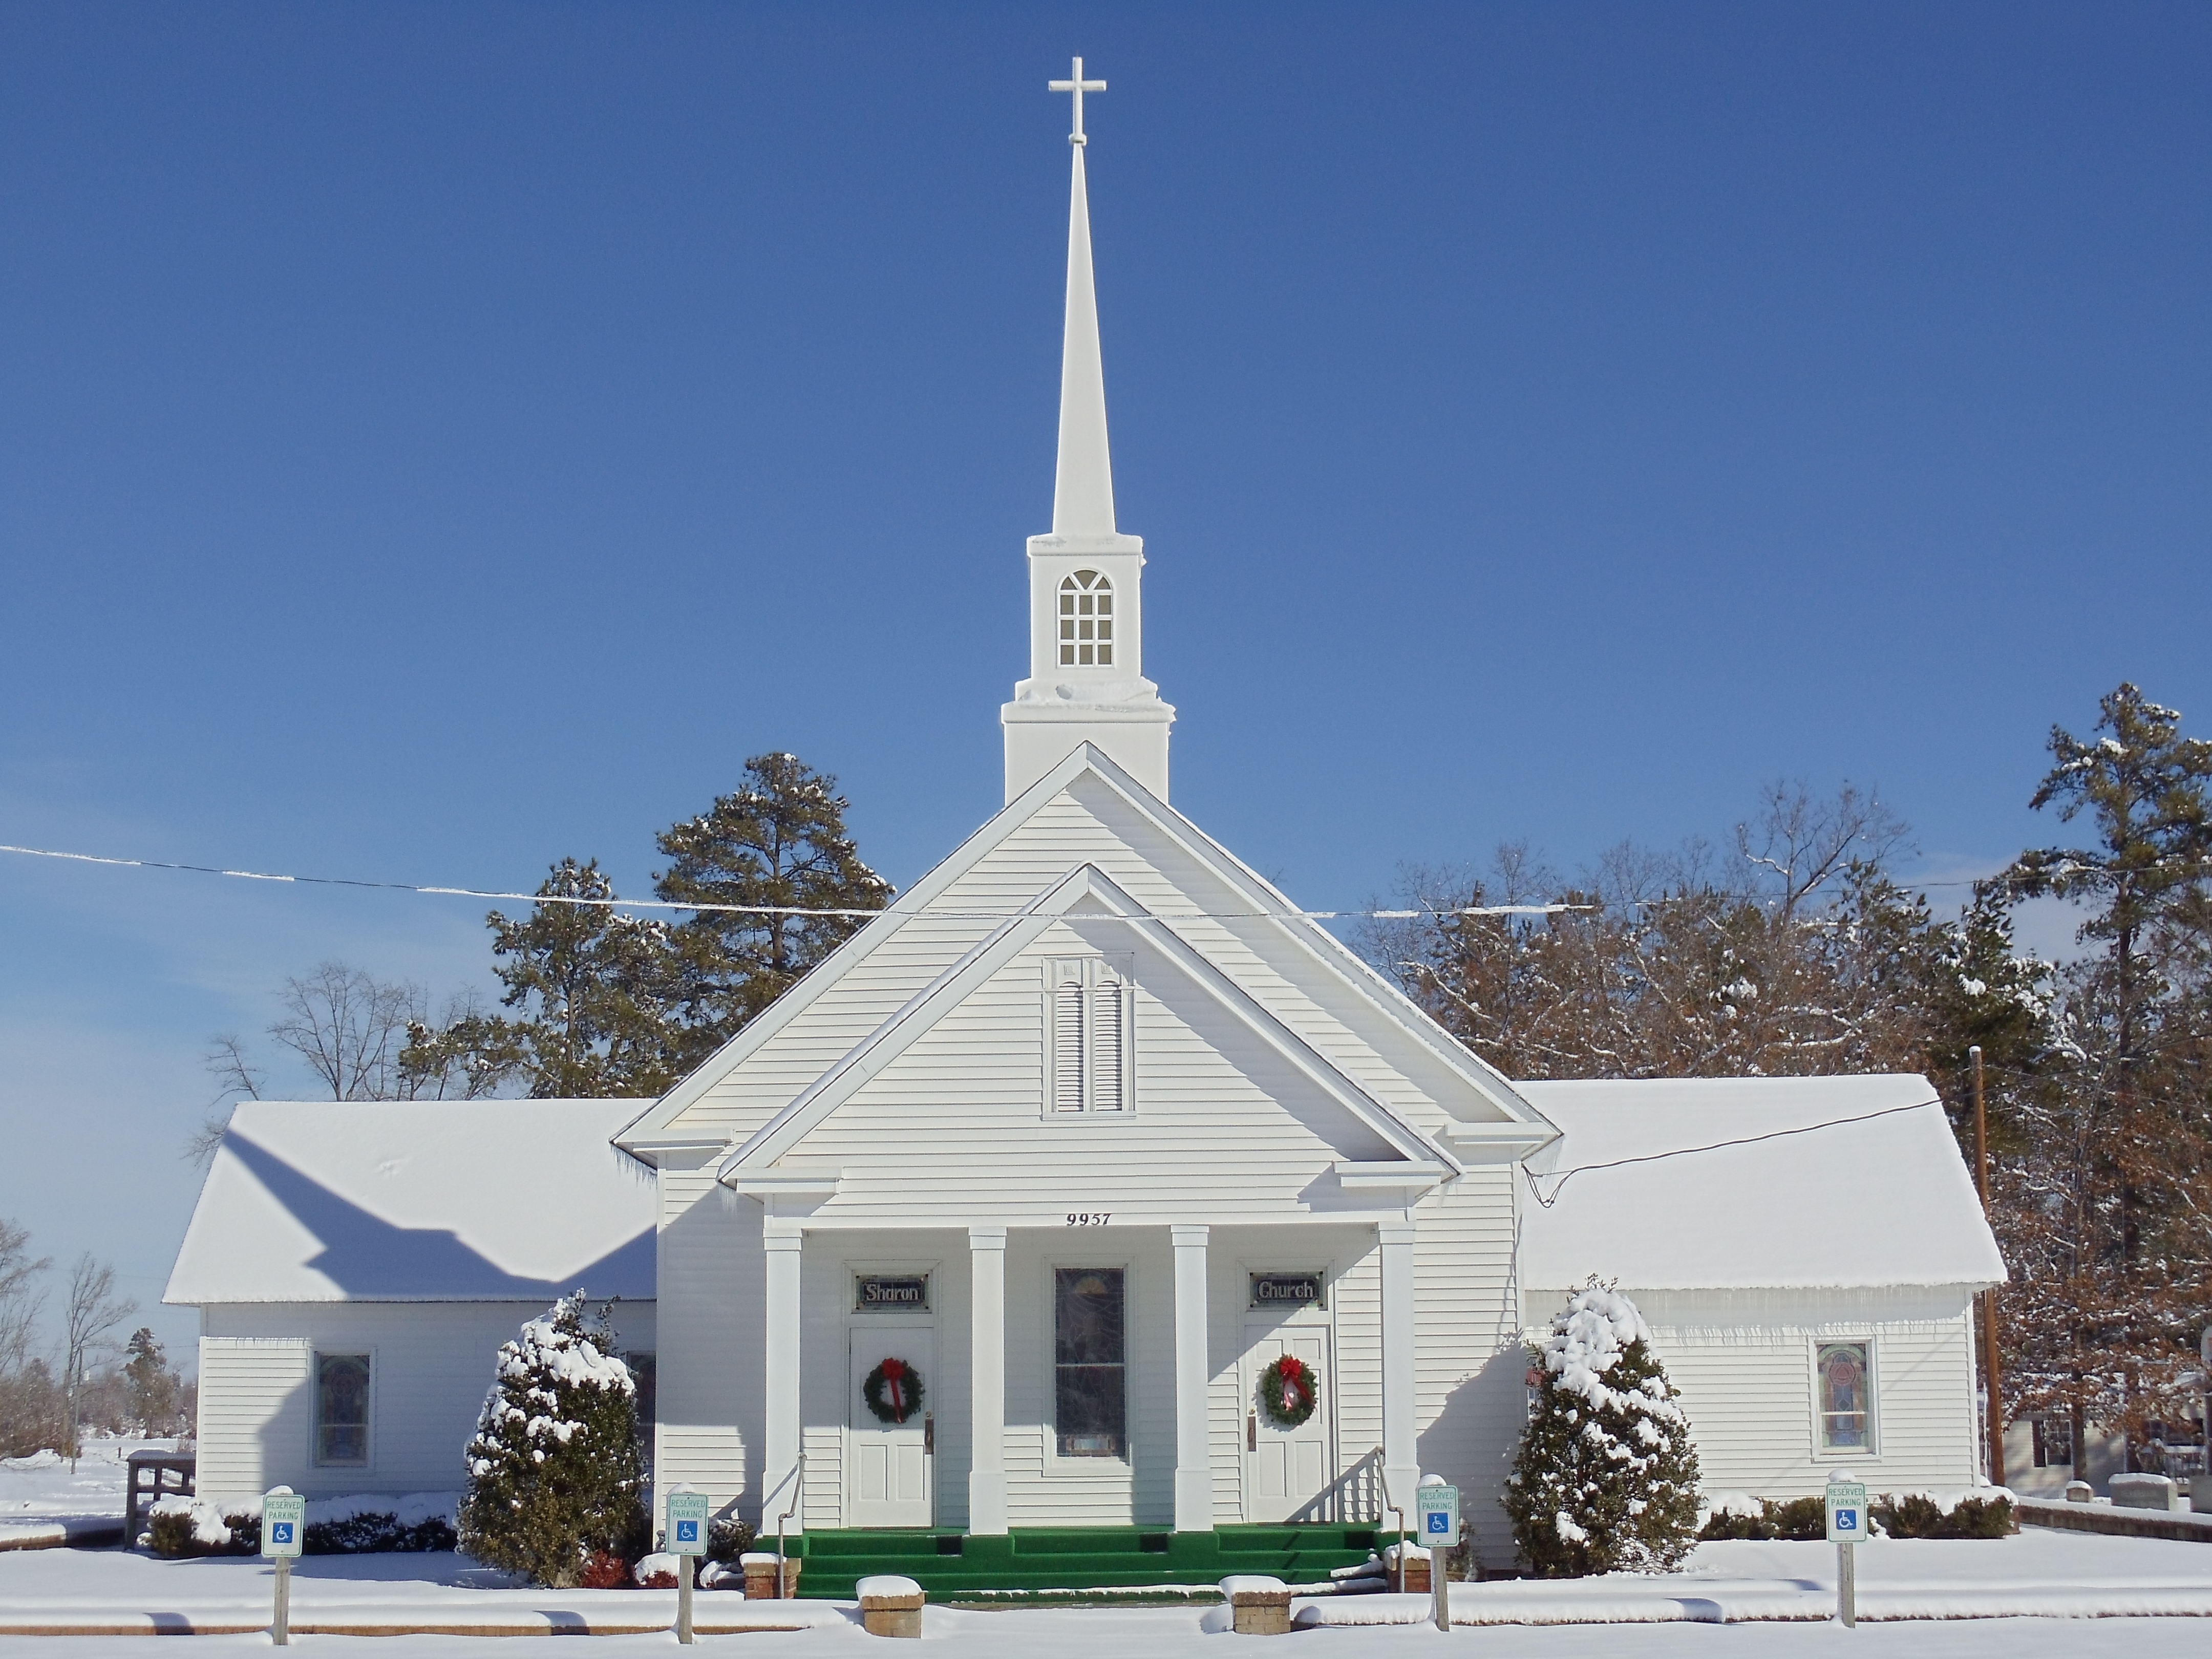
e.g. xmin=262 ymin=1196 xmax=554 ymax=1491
xmin=165 ymin=1100 xmax=656 ymax=1305
xmin=1515 ymin=1075 xmax=2005 ymax=1293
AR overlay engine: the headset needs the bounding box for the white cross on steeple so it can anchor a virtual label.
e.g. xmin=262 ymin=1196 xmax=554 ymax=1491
xmin=1049 ymin=56 xmax=1107 ymax=146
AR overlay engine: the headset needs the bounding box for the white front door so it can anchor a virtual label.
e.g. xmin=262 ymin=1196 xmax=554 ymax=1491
xmin=1243 ymin=1323 xmax=1335 ymax=1523
xmin=847 ymin=1326 xmax=935 ymax=1528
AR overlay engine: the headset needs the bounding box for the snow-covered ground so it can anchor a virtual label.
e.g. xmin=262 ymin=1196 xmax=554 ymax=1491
xmin=0 ymin=1436 xmax=158 ymax=1548
xmin=0 ymin=1530 xmax=2205 ymax=1651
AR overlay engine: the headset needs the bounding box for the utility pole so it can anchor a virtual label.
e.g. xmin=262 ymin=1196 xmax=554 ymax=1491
xmin=1971 ymin=1047 xmax=2007 ymax=1487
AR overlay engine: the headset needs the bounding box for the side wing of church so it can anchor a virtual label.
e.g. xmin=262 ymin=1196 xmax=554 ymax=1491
xmin=167 ymin=63 xmax=2006 ymax=1583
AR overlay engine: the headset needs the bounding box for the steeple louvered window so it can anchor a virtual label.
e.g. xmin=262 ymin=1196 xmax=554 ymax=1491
xmin=1058 ymin=570 xmax=1115 ymax=667
xmin=1046 ymin=956 xmax=1132 ymax=1114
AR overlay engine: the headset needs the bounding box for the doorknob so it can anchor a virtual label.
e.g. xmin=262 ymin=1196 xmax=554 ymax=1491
xmin=924 ymin=1412 xmax=934 ymax=1455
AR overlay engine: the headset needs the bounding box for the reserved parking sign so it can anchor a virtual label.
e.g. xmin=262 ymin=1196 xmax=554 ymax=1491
xmin=1824 ymin=1480 xmax=1868 ymax=1543
xmin=667 ymin=1489 xmax=710 ymax=1557
xmin=262 ymin=1493 xmax=306 ymax=1559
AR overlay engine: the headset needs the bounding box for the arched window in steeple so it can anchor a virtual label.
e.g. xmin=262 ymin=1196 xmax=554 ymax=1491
xmin=1058 ymin=570 xmax=1115 ymax=668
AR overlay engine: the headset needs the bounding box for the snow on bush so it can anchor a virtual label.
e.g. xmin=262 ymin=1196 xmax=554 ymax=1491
xmin=1505 ymin=1280 xmax=1701 ymax=1577
xmin=143 ymin=1491 xmax=459 ymax=1557
xmin=456 ymin=1292 xmax=647 ymax=1587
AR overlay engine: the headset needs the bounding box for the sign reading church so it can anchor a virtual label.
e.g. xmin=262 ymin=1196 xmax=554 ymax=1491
xmin=165 ymin=55 xmax=2006 ymax=1575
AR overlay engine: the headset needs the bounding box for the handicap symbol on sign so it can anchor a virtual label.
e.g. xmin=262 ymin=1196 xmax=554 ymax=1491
xmin=1836 ymin=1509 xmax=1859 ymax=1532
xmin=676 ymin=1520 xmax=699 ymax=1544
xmin=270 ymin=1522 xmax=294 ymax=1544
xmin=1427 ymin=1514 xmax=1449 ymax=1534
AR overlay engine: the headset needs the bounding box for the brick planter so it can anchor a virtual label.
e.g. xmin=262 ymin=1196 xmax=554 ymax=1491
xmin=858 ymin=1574 xmax=924 ymax=1637
xmin=739 ymin=1552 xmax=802 ymax=1599
xmin=1221 ymin=1575 xmax=1293 ymax=1636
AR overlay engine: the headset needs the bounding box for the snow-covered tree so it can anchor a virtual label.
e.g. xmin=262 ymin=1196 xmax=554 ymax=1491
xmin=457 ymin=1294 xmax=646 ymax=1586
xmin=1505 ymin=1282 xmax=1700 ymax=1577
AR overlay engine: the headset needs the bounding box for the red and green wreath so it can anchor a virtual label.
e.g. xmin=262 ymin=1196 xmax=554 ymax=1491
xmin=862 ymin=1357 xmax=926 ymax=1425
xmin=1259 ymin=1354 xmax=1319 ymax=1429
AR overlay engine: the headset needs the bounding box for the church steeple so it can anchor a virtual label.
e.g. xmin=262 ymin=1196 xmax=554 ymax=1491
xmin=1002 ymin=58 xmax=1175 ymax=804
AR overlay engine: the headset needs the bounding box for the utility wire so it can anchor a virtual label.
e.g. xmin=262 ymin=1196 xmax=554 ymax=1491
xmin=1520 ymin=1097 xmax=1943 ymax=1209
xmin=0 ymin=841 xmax=1585 ymax=923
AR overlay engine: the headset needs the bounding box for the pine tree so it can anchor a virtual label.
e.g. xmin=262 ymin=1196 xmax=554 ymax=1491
xmin=653 ymin=752 xmax=892 ymax=1069
xmin=457 ymin=1294 xmax=647 ymax=1587
xmin=121 ymin=1329 xmax=178 ymax=1434
xmin=1505 ymin=1282 xmax=1700 ymax=1577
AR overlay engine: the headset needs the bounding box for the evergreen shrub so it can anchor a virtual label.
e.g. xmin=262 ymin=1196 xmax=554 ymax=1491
xmin=457 ymin=1293 xmax=648 ymax=1587
xmin=1505 ymin=1281 xmax=1701 ymax=1577
xmin=1698 ymin=1497 xmax=1824 ymax=1541
xmin=1871 ymin=1493 xmax=2015 ymax=1538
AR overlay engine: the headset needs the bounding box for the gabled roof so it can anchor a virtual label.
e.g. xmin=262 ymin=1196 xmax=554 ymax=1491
xmin=1516 ymin=1076 xmax=2006 ymax=1292
xmin=167 ymin=1100 xmax=655 ymax=1305
xmin=717 ymin=863 xmax=1453 ymax=1180
xmin=616 ymin=744 xmax=1556 ymax=1162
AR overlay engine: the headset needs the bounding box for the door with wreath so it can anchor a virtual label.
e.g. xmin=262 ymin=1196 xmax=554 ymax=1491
xmin=1241 ymin=1323 xmax=1334 ymax=1522
xmin=847 ymin=1327 xmax=935 ymax=1528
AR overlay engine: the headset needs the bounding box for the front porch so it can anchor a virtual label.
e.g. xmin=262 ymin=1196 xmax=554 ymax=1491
xmin=779 ymin=1523 xmax=1390 ymax=1600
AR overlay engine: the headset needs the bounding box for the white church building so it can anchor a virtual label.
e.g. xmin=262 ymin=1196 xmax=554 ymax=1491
xmin=169 ymin=67 xmax=2006 ymax=1585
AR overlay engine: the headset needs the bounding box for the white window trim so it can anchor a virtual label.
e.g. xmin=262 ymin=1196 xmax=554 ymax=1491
xmin=1040 ymin=956 xmax=1136 ymax=1119
xmin=311 ymin=1347 xmax=376 ymax=1472
xmin=1809 ymin=1336 xmax=1878 ymax=1460
xmin=1041 ymin=1253 xmax=1137 ymax=1480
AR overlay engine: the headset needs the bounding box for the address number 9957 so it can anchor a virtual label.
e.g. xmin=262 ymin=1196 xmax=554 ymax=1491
xmin=1066 ymin=1212 xmax=1112 ymax=1227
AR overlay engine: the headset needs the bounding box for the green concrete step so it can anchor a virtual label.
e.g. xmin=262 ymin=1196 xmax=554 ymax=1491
xmin=782 ymin=1525 xmax=1384 ymax=1600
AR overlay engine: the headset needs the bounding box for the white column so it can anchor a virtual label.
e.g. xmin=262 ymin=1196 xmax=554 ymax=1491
xmin=1172 ymin=1223 xmax=1213 ymax=1533
xmin=762 ymin=1223 xmax=804 ymax=1536
xmin=1378 ymin=1219 xmax=1419 ymax=1523
xmin=968 ymin=1226 xmax=1009 ymax=1535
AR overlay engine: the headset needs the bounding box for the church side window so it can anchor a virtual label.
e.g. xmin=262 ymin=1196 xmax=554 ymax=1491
xmin=1816 ymin=1341 xmax=1873 ymax=1452
xmin=1045 ymin=958 xmax=1132 ymax=1114
xmin=1058 ymin=570 xmax=1115 ymax=667
xmin=1054 ymin=1267 xmax=1126 ymax=1458
xmin=314 ymin=1352 xmax=371 ymax=1466
xmin=2031 ymin=1415 xmax=2073 ymax=1469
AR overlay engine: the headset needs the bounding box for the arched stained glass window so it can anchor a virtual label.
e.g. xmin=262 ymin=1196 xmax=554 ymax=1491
xmin=1058 ymin=570 xmax=1115 ymax=668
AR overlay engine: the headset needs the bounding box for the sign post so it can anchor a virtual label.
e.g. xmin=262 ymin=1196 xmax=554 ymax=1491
xmin=666 ymin=1485 xmax=711 ymax=1645
xmin=1416 ymin=1480 xmax=1459 ymax=1633
xmin=1824 ymin=1472 xmax=1867 ymax=1629
xmin=261 ymin=1487 xmax=305 ymax=1647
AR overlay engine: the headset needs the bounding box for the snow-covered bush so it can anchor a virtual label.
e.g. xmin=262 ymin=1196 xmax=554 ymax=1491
xmin=1871 ymin=1492 xmax=2014 ymax=1539
xmin=1505 ymin=1281 xmax=1700 ymax=1576
xmin=143 ymin=1491 xmax=457 ymax=1557
xmin=456 ymin=1294 xmax=647 ymax=1587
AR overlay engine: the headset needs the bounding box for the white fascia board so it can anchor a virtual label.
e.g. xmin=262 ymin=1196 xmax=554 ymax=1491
xmin=1050 ymin=750 xmax=1556 ymax=1136
xmin=1073 ymin=869 xmax=1459 ymax=1173
xmin=716 ymin=872 xmax=1093 ymax=1181
xmin=617 ymin=746 xmax=1136 ymax=1152
xmin=1441 ymin=1120 xmax=1562 ymax=1164
xmin=717 ymin=862 xmax=1458 ymax=1182
xmin=1333 ymin=1160 xmax=1449 ymax=1190
xmin=724 ymin=1167 xmax=843 ymax=1199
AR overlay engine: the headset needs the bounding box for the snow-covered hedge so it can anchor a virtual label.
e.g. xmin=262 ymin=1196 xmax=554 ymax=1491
xmin=1698 ymin=1488 xmax=2015 ymax=1541
xmin=143 ymin=1491 xmax=458 ymax=1557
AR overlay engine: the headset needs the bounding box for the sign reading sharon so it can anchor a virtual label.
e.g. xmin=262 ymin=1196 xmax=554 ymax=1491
xmin=1249 ymin=1271 xmax=1325 ymax=1310
xmin=854 ymin=1273 xmax=931 ymax=1313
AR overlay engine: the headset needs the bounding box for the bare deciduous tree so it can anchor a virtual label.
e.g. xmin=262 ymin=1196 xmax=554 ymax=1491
xmin=0 ymin=1218 xmax=51 ymax=1378
xmin=60 ymin=1254 xmax=135 ymax=1466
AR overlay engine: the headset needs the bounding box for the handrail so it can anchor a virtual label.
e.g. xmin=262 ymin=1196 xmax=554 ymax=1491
xmin=770 ymin=1451 xmax=807 ymax=1599
xmin=1378 ymin=1458 xmax=1409 ymax=1592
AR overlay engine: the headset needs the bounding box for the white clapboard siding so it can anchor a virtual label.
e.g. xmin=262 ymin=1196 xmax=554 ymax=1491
xmin=1522 ymin=1286 xmax=1982 ymax=1500
xmin=1409 ymin=1173 xmax=1524 ymax=1561
xmin=197 ymin=1300 xmax=653 ymax=1506
xmin=780 ymin=934 xmax=1401 ymax=1225
xmin=657 ymin=771 xmax=1526 ymax=1152
xmin=651 ymin=1165 xmax=754 ymax=1523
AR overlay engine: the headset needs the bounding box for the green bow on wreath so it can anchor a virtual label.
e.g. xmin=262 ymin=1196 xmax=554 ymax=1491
xmin=1260 ymin=1354 xmax=1318 ymax=1428
xmin=863 ymin=1356 xmax=926 ymax=1424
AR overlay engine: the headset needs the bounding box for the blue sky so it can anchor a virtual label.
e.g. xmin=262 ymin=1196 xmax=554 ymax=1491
xmin=3 ymin=2 xmax=2206 ymax=1364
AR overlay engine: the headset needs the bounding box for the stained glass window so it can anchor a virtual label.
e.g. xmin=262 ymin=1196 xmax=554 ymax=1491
xmin=315 ymin=1353 xmax=371 ymax=1465
xmin=1054 ymin=1268 xmax=1125 ymax=1458
xmin=1817 ymin=1342 xmax=1870 ymax=1450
